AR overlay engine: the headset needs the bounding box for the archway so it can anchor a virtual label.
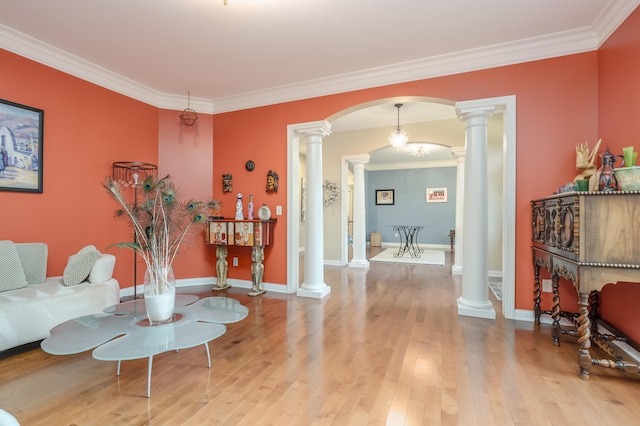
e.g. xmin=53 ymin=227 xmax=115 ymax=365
xmin=286 ymin=95 xmax=516 ymax=319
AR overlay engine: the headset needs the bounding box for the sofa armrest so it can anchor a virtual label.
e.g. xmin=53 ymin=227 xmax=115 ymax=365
xmin=88 ymin=254 xmax=116 ymax=283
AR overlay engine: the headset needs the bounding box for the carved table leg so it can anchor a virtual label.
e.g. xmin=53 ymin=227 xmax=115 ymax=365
xmin=213 ymin=245 xmax=231 ymax=291
xmin=533 ymin=262 xmax=541 ymax=324
xmin=577 ymin=291 xmax=592 ymax=380
xmin=248 ymin=246 xmax=266 ymax=296
xmin=551 ymin=275 xmax=561 ymax=346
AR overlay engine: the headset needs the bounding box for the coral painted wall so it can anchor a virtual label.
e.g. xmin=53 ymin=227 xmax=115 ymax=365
xmin=0 ymin=49 xmax=159 ymax=288
xmin=597 ymin=6 xmax=640 ymax=342
xmin=213 ymin=52 xmax=599 ymax=308
xmin=157 ymin=109 xmax=216 ymax=282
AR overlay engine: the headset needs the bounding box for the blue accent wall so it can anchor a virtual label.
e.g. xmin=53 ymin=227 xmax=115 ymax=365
xmin=366 ymin=167 xmax=456 ymax=245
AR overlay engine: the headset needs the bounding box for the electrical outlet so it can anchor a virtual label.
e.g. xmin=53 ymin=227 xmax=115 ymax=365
xmin=276 ymin=205 xmax=282 ymax=215
xmin=395 ymin=232 xmax=398 ymax=237
xmin=233 ymin=257 xmax=238 ymax=267
xmin=542 ymin=279 xmax=552 ymax=293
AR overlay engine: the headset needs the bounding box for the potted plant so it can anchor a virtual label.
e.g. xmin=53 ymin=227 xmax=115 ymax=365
xmin=104 ymin=174 xmax=219 ymax=324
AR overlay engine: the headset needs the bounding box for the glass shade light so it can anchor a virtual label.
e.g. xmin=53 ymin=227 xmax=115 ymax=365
xmin=388 ymin=103 xmax=409 ymax=149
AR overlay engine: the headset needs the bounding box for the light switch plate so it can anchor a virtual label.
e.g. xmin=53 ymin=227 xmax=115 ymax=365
xmin=276 ymin=205 xmax=282 ymax=215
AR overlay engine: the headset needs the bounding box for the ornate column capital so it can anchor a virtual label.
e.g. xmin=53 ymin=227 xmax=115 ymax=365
xmin=450 ymin=146 xmax=465 ymax=160
xmin=344 ymin=154 xmax=370 ymax=166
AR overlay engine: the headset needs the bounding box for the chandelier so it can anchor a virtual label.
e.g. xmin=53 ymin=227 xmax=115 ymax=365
xmin=410 ymin=145 xmax=431 ymax=157
xmin=388 ymin=103 xmax=408 ymax=149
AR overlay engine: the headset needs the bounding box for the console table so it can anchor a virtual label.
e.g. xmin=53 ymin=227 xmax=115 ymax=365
xmin=393 ymin=225 xmax=425 ymax=258
xmin=531 ymin=191 xmax=640 ymax=379
xmin=206 ymin=219 xmax=275 ymax=296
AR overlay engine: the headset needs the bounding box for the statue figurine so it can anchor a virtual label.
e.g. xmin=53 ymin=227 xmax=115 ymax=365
xmin=247 ymin=194 xmax=254 ymax=220
xmin=235 ymin=193 xmax=244 ymax=220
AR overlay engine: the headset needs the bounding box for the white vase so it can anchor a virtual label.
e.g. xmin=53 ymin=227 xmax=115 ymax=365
xmin=144 ymin=266 xmax=176 ymax=325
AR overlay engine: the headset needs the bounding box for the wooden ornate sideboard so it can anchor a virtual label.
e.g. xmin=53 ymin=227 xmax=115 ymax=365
xmin=531 ymin=191 xmax=640 ymax=379
xmin=206 ymin=219 xmax=275 ymax=296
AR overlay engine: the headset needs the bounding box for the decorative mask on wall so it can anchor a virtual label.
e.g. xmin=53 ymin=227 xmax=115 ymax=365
xmin=266 ymin=170 xmax=279 ymax=193
xmin=222 ymin=174 xmax=233 ymax=192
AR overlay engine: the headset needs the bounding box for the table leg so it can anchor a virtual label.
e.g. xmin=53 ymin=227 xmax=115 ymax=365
xmin=204 ymin=342 xmax=211 ymax=369
xmin=551 ymin=275 xmax=561 ymax=346
xmin=577 ymin=292 xmax=592 ymax=380
xmin=117 ymin=360 xmax=121 ymax=376
xmin=213 ymin=245 xmax=231 ymax=291
xmin=408 ymin=227 xmax=424 ymax=258
xmin=533 ymin=263 xmax=541 ymax=324
xmin=248 ymin=246 xmax=266 ymax=296
xmin=147 ymin=356 xmax=153 ymax=398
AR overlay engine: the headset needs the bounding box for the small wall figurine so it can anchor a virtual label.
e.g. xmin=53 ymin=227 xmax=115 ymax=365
xmin=266 ymin=170 xmax=279 ymax=193
xmin=222 ymin=174 xmax=233 ymax=193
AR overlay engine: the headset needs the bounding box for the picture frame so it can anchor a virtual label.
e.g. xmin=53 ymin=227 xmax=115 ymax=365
xmin=375 ymin=189 xmax=394 ymax=205
xmin=0 ymin=99 xmax=44 ymax=193
xmin=426 ymin=187 xmax=447 ymax=203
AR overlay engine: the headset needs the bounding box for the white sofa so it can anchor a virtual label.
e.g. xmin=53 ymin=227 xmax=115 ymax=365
xmin=0 ymin=242 xmax=120 ymax=352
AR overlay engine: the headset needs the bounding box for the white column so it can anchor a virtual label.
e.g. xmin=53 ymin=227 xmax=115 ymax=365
xmin=298 ymin=124 xmax=331 ymax=299
xmin=348 ymin=156 xmax=369 ymax=269
xmin=451 ymin=146 xmax=465 ymax=275
xmin=456 ymin=105 xmax=496 ymax=319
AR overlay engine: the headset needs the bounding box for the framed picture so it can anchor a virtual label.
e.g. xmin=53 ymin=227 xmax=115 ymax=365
xmin=0 ymin=99 xmax=44 ymax=193
xmin=426 ymin=187 xmax=447 ymax=203
xmin=375 ymin=189 xmax=394 ymax=205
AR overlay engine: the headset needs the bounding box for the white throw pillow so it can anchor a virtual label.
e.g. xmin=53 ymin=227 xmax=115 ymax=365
xmin=63 ymin=245 xmax=101 ymax=286
xmin=88 ymin=254 xmax=116 ymax=283
xmin=14 ymin=242 xmax=48 ymax=285
xmin=0 ymin=240 xmax=28 ymax=292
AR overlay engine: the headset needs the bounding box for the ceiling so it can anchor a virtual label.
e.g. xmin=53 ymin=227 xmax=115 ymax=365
xmin=1 ymin=0 xmax=638 ymax=116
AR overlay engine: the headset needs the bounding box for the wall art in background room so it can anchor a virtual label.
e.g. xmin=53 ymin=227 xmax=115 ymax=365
xmin=375 ymin=189 xmax=394 ymax=205
xmin=426 ymin=187 xmax=447 ymax=203
xmin=0 ymin=99 xmax=44 ymax=193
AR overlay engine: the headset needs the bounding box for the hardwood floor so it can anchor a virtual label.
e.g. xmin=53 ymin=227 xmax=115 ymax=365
xmin=2 ymin=249 xmax=640 ymax=425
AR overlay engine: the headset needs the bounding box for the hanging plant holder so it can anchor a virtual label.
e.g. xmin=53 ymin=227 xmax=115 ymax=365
xmin=180 ymin=91 xmax=199 ymax=127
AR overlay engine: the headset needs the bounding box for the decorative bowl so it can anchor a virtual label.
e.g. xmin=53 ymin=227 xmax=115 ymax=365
xmin=614 ymin=166 xmax=640 ymax=191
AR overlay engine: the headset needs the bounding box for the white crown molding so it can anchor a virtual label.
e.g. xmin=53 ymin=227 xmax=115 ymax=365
xmin=1 ymin=0 xmax=638 ymax=114
xmin=592 ymin=0 xmax=640 ymax=46
xmin=0 ymin=24 xmax=215 ymax=114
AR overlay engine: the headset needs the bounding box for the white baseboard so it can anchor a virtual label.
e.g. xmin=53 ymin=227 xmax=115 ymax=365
xmin=119 ymin=276 xmax=292 ymax=297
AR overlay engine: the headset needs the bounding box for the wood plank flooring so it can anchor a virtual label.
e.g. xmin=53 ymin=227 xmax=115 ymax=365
xmin=2 ymin=249 xmax=640 ymax=425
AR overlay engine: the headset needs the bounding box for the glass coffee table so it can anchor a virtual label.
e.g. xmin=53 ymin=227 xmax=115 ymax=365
xmin=41 ymin=296 xmax=248 ymax=397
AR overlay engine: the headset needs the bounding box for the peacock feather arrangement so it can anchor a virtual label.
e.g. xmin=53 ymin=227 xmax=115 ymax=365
xmin=104 ymin=174 xmax=220 ymax=293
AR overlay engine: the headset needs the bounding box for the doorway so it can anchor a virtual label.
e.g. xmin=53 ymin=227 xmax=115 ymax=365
xmin=287 ymin=95 xmax=516 ymax=320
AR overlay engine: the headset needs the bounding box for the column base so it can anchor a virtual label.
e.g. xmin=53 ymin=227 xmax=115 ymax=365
xmin=297 ymin=283 xmax=331 ymax=299
xmin=457 ymin=296 xmax=496 ymax=319
xmin=452 ymin=264 xmax=463 ymax=275
xmin=348 ymin=259 xmax=369 ymax=269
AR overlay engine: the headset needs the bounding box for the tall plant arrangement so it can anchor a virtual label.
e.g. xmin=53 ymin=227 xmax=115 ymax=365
xmin=104 ymin=174 xmax=219 ymax=294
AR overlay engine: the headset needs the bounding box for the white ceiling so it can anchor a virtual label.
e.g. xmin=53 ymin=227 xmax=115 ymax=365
xmin=1 ymin=0 xmax=638 ymax=115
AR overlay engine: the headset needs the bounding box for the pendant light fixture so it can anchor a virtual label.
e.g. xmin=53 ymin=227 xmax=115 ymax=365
xmin=179 ymin=91 xmax=198 ymax=127
xmin=388 ymin=103 xmax=409 ymax=149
